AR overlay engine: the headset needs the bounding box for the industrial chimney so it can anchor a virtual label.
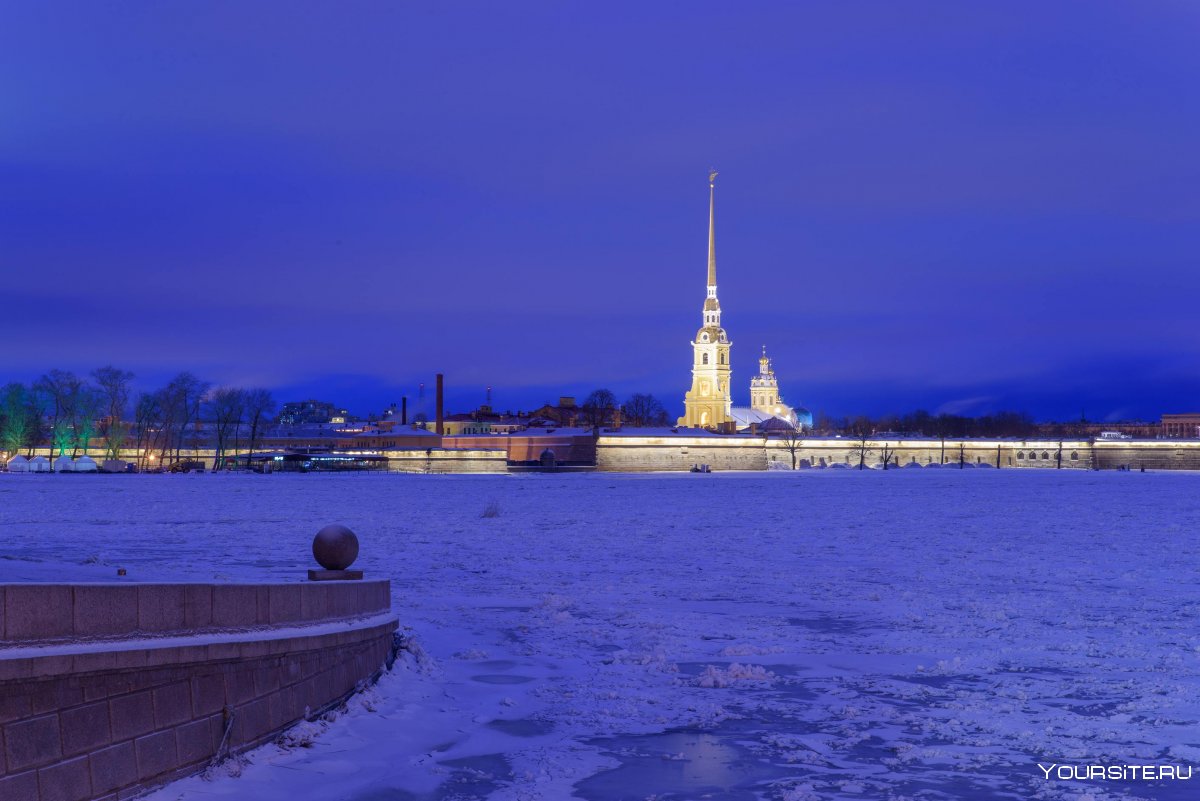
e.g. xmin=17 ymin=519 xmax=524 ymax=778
xmin=435 ymin=374 xmax=444 ymax=436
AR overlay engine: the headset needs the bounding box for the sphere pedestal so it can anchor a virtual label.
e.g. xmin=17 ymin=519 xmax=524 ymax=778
xmin=308 ymin=524 xmax=363 ymax=581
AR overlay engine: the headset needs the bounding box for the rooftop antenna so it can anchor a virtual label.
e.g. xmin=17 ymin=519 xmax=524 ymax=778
xmin=486 ymin=385 xmax=492 ymax=406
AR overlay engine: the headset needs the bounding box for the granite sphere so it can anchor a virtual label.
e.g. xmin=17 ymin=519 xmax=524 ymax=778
xmin=312 ymin=524 xmax=359 ymax=570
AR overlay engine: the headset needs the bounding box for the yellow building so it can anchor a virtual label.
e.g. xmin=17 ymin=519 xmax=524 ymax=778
xmin=680 ymin=171 xmax=733 ymax=429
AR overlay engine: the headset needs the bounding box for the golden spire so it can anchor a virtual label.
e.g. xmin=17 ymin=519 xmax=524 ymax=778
xmin=707 ymin=170 xmax=718 ymax=289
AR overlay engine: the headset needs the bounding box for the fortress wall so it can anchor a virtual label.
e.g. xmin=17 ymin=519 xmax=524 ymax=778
xmin=769 ymin=440 xmax=1095 ymax=470
xmin=1092 ymin=442 xmax=1200 ymax=470
xmin=385 ymin=448 xmax=508 ymax=474
xmin=596 ymin=436 xmax=768 ymax=472
xmin=0 ymin=581 xmax=397 ymax=801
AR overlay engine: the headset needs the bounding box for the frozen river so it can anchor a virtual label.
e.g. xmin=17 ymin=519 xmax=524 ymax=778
xmin=2 ymin=470 xmax=1199 ymax=800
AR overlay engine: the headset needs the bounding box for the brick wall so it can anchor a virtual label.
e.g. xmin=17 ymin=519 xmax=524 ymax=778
xmin=0 ymin=582 xmax=397 ymax=801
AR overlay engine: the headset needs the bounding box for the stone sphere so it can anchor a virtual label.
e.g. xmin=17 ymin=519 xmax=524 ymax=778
xmin=312 ymin=524 xmax=359 ymax=570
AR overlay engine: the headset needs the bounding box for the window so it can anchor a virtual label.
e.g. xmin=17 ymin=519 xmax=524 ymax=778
xmin=1070 ymin=451 xmax=1078 ymax=461
xmin=1042 ymin=451 xmax=1050 ymax=460
xmin=719 ymin=353 xmax=725 ymax=364
xmin=1017 ymin=451 xmax=1024 ymax=459
xmin=702 ymin=353 xmax=709 ymax=365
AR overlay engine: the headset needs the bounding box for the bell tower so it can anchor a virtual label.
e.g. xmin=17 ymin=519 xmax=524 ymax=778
xmin=680 ymin=171 xmax=732 ymax=429
xmin=750 ymin=346 xmax=781 ymax=411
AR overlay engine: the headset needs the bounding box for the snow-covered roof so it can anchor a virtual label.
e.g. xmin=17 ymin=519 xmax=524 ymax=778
xmin=601 ymin=426 xmax=725 ymax=438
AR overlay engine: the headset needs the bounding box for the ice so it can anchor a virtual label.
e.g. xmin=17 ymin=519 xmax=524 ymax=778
xmin=2 ymin=470 xmax=1198 ymax=800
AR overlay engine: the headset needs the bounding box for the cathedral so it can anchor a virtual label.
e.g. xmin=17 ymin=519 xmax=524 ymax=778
xmin=678 ymin=172 xmax=811 ymax=432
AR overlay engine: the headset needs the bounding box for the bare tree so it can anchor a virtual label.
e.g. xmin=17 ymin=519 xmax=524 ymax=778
xmin=582 ymin=389 xmax=617 ymax=428
xmin=848 ymin=415 xmax=873 ymax=470
xmin=93 ymin=366 xmax=135 ymax=461
xmin=71 ymin=386 xmax=102 ymax=458
xmin=880 ymin=443 xmax=894 ymax=470
xmin=779 ymin=426 xmax=804 ymax=469
xmin=622 ymin=393 xmax=668 ymax=427
xmin=243 ymin=389 xmax=276 ymax=469
xmin=157 ymin=373 xmax=210 ymax=464
xmin=208 ymin=387 xmax=246 ymax=471
xmin=34 ymin=370 xmax=83 ymax=466
xmin=133 ymin=391 xmax=164 ymax=469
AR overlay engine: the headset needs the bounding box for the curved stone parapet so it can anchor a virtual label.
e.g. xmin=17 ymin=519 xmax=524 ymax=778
xmin=0 ymin=581 xmax=398 ymax=801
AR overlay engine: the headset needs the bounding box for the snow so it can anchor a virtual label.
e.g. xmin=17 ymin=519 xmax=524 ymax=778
xmin=2 ymin=470 xmax=1199 ymax=800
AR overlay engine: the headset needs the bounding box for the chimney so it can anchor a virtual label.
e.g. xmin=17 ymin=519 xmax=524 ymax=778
xmin=401 ymin=396 xmax=407 ymax=425
xmin=436 ymin=374 xmax=444 ymax=436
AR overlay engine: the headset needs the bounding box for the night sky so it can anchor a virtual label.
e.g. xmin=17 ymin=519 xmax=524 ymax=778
xmin=4 ymin=2 xmax=1199 ymax=421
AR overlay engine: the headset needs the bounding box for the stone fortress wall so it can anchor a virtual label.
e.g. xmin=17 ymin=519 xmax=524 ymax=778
xmin=0 ymin=581 xmax=397 ymax=801
xmin=596 ymin=435 xmax=1200 ymax=472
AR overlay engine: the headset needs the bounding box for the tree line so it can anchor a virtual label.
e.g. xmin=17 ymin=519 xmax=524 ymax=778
xmin=815 ymin=410 xmax=1040 ymax=438
xmin=0 ymin=367 xmax=276 ymax=470
xmin=580 ymin=389 xmax=671 ymax=427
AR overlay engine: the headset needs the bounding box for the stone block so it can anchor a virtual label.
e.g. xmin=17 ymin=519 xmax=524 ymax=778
xmin=137 ymin=586 xmax=186 ymax=633
xmin=89 ymin=742 xmax=136 ymax=796
xmin=5 ymin=585 xmax=73 ymax=641
xmin=4 ymin=713 xmax=61 ymax=771
xmin=73 ymin=586 xmax=138 ymax=639
xmin=0 ymin=769 xmax=38 ymax=801
xmin=173 ymin=644 xmax=211 ymax=666
xmin=109 ymin=691 xmax=154 ymax=742
xmin=74 ymin=651 xmax=119 ymax=675
xmin=299 ymin=584 xmax=329 ymax=621
xmin=307 ymin=569 xmax=363 ymax=582
xmin=134 ymin=730 xmax=177 ymax=781
xmin=191 ymin=673 xmax=225 ymax=717
xmin=255 ymin=587 xmax=270 ymax=625
xmin=152 ymin=681 xmax=192 ymax=729
xmin=37 ymin=754 xmax=91 ymax=801
xmin=33 ymin=653 xmax=76 ymax=681
xmin=0 ymin=689 xmax=31 ymax=726
xmin=252 ymin=666 xmax=279 ymax=697
xmin=227 ymin=670 xmax=258 ymax=706
xmin=268 ymin=585 xmax=302 ymax=625
xmin=238 ymin=697 xmax=271 ymax=744
xmin=29 ymin=680 xmax=82 ymax=717
xmin=111 ymin=648 xmax=148 ymax=671
xmin=175 ymin=717 xmax=215 ymax=766
xmin=181 ymin=585 xmax=213 ymax=630
xmin=329 ymin=586 xmax=354 ymax=618
xmin=61 ymin=700 xmax=111 ymax=756
xmin=211 ymin=586 xmax=257 ymax=628
xmin=0 ymin=656 xmax=34 ymax=682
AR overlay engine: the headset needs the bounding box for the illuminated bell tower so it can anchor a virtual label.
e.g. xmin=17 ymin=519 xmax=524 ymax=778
xmin=681 ymin=170 xmax=732 ymax=429
xmin=750 ymin=346 xmax=781 ymax=412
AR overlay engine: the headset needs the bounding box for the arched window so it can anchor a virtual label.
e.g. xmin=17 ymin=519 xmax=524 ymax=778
xmin=1017 ymin=451 xmax=1025 ymax=460
xmin=719 ymin=353 xmax=725 ymax=364
xmin=702 ymin=353 xmax=709 ymax=365
xmin=1042 ymin=451 xmax=1050 ymax=460
xmin=1070 ymin=451 xmax=1078 ymax=461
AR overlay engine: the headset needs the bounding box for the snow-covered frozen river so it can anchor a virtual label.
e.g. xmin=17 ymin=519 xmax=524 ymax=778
xmin=3 ymin=470 xmax=1199 ymax=800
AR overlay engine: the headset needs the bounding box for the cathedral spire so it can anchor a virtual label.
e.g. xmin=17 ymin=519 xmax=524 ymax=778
xmin=707 ymin=170 xmax=718 ymax=291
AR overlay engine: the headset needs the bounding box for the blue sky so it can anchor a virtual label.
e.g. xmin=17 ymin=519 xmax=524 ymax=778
xmin=3 ymin=2 xmax=1199 ymax=420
